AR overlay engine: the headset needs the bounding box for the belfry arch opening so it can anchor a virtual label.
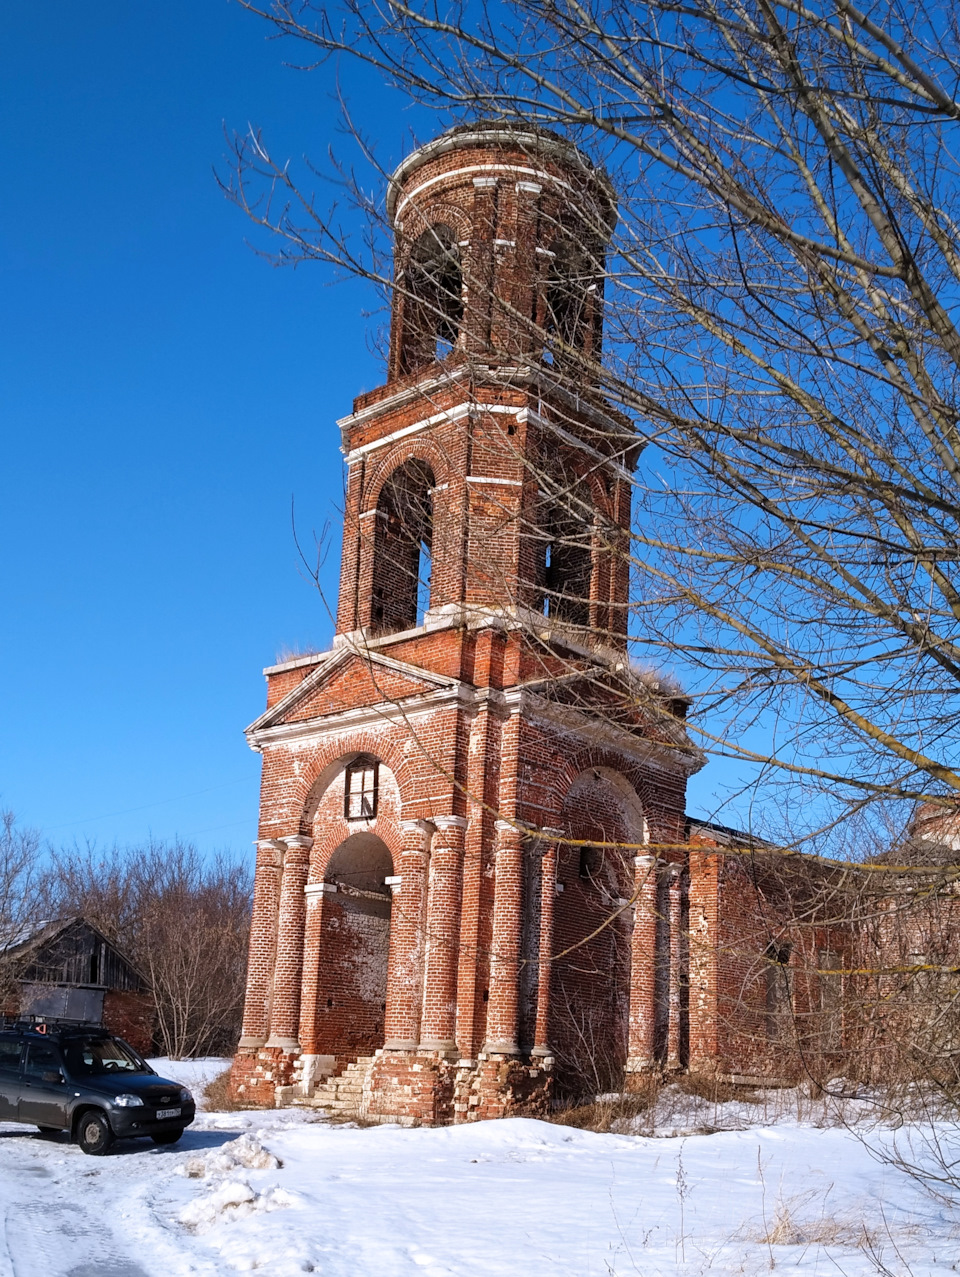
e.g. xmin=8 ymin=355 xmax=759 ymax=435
xmin=542 ymin=238 xmax=602 ymax=368
xmin=371 ymin=459 xmax=435 ymax=634
xmin=537 ymin=486 xmax=593 ymax=629
xmin=398 ymin=225 xmax=463 ymax=373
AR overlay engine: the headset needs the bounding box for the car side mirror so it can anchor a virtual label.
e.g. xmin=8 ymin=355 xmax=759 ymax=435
xmin=41 ymin=1070 xmax=63 ymax=1084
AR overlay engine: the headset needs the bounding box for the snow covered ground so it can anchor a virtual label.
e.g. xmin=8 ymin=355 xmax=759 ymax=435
xmin=0 ymin=1059 xmax=957 ymax=1276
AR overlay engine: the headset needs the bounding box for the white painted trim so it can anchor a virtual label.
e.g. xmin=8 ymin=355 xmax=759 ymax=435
xmin=396 ymin=165 xmax=575 ymax=219
xmin=343 ymin=402 xmax=522 ymax=462
xmin=343 ymin=403 xmax=470 ymax=460
xmin=337 ymin=364 xmax=471 ymax=433
xmin=465 ymin=475 xmax=522 ymax=486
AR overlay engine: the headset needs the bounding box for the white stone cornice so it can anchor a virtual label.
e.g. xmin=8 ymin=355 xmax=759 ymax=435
xmin=521 ymin=691 xmax=704 ymax=777
xmin=336 ymin=364 xmax=471 ymax=436
xmin=247 ymin=683 xmax=475 ymax=753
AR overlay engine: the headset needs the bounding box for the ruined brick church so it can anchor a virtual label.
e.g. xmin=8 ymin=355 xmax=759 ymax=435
xmin=230 ymin=125 xmax=856 ymax=1122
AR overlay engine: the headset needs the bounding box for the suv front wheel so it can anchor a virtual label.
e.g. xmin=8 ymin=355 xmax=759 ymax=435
xmin=151 ymin=1129 xmax=184 ymax=1146
xmin=76 ymin=1110 xmax=113 ymax=1156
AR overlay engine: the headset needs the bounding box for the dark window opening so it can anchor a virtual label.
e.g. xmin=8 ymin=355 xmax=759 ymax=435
xmin=765 ymin=942 xmax=794 ymax=1041
xmin=579 ymin=846 xmax=603 ymax=879
xmin=398 ymin=225 xmax=463 ymax=373
xmin=345 ymin=757 xmax=379 ymax=820
xmin=538 ymin=498 xmax=592 ymax=629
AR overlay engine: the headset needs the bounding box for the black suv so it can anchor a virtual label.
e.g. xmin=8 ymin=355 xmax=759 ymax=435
xmin=0 ymin=1022 xmax=196 ymax=1154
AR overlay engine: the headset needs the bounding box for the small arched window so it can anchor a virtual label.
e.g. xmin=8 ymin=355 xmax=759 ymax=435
xmin=398 ymin=225 xmax=463 ymax=373
xmin=344 ymin=756 xmax=379 ymax=820
xmin=371 ymin=459 xmax=435 ymax=634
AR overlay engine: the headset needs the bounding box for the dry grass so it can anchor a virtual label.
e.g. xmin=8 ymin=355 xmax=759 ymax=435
xmin=548 ymin=1077 xmax=661 ymax=1132
xmin=677 ymin=1073 xmax=763 ymax=1105
xmin=756 ymin=1199 xmax=878 ymax=1250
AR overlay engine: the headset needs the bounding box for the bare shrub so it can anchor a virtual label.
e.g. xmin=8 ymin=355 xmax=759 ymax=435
xmin=0 ymin=810 xmax=43 ymax=1009
xmin=548 ymin=1086 xmax=657 ymax=1134
xmin=37 ymin=839 xmax=252 ymax=1058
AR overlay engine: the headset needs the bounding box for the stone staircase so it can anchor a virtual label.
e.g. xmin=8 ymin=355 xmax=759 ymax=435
xmin=306 ymin=1055 xmax=376 ymax=1118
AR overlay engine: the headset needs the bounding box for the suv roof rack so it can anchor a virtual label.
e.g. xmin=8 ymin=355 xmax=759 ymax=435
xmin=2 ymin=1015 xmax=108 ymax=1034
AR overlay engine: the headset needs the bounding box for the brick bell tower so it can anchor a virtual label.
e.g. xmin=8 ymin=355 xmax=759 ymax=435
xmin=230 ymin=124 xmax=703 ymax=1122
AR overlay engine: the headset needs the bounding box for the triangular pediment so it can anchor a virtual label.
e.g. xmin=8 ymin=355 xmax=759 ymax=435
xmin=247 ymin=645 xmax=459 ymax=735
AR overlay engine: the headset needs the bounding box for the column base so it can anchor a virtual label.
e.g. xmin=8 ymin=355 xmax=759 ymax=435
xmin=264 ymin=1035 xmax=301 ymax=1053
xmin=382 ymin=1038 xmax=419 ymax=1052
xmin=418 ymin=1039 xmax=458 ymax=1056
xmin=625 ymin=1055 xmax=658 ymax=1073
xmin=481 ymin=1040 xmax=520 ymax=1056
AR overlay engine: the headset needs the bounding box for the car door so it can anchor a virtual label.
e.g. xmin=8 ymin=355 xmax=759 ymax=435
xmin=0 ymin=1035 xmax=23 ymax=1121
xmin=18 ymin=1039 xmax=69 ymax=1128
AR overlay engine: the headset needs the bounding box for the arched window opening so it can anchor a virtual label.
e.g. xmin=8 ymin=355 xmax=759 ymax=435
xmin=344 ymin=756 xmax=379 ymax=820
xmin=372 ymin=459 xmax=435 ymax=634
xmin=538 ymin=496 xmax=592 ymax=629
xmin=398 ymin=225 xmax=463 ymax=373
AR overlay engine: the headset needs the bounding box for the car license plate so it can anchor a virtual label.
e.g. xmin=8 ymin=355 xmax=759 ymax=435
xmin=156 ymin=1107 xmax=181 ymax=1120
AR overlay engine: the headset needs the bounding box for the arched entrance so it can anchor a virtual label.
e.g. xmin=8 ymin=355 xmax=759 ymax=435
xmin=550 ymin=769 xmax=644 ymax=1099
xmin=314 ymin=833 xmax=394 ymax=1067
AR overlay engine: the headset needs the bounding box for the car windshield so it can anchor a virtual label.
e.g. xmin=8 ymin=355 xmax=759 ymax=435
xmin=62 ymin=1036 xmax=148 ymax=1077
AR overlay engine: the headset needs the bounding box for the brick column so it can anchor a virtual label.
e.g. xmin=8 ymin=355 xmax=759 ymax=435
xmin=420 ymin=815 xmax=468 ymax=1053
xmin=265 ymin=835 xmax=312 ymax=1051
xmin=627 ymin=854 xmax=659 ymax=1072
xmin=384 ymin=819 xmax=431 ymax=1050
xmin=533 ymin=829 xmax=563 ymax=1057
xmin=665 ymin=862 xmax=684 ymax=1070
xmin=485 ymin=821 xmax=525 ymax=1054
xmin=687 ymin=846 xmax=720 ymax=1072
xmin=238 ymin=839 xmax=285 ymax=1048
xmin=297 ymin=882 xmax=337 ymax=1056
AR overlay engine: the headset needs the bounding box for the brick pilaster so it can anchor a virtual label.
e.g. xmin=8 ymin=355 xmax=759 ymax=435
xmin=421 ymin=815 xmax=468 ymax=1051
xmin=485 ymin=820 xmax=525 ymax=1053
xmin=238 ymin=839 xmax=285 ymax=1047
xmin=665 ymin=862 xmax=684 ymax=1069
xmin=265 ymin=834 xmax=312 ymax=1050
xmin=383 ymin=819 xmax=431 ymax=1050
xmin=627 ymin=853 xmax=659 ymax=1072
xmin=533 ymin=828 xmax=563 ymax=1056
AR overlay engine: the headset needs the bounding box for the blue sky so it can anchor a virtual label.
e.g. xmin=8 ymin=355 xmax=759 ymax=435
xmin=1 ymin=3 xmax=734 ymax=857
xmin=0 ymin=3 xmax=402 ymax=852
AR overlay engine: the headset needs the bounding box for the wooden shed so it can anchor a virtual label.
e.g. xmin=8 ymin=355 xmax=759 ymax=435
xmin=0 ymin=917 xmax=154 ymax=1055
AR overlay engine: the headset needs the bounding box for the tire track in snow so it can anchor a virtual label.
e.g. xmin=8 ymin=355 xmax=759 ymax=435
xmin=2 ymin=1163 xmax=149 ymax=1277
